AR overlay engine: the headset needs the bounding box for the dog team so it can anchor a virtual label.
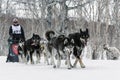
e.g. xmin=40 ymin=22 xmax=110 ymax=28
xmin=6 ymin=18 xmax=90 ymax=69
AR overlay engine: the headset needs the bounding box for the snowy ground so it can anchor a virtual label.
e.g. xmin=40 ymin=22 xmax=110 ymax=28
xmin=0 ymin=56 xmax=120 ymax=80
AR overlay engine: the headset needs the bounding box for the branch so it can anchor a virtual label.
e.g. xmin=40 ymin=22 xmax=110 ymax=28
xmin=46 ymin=0 xmax=61 ymax=8
xmin=68 ymin=0 xmax=95 ymax=10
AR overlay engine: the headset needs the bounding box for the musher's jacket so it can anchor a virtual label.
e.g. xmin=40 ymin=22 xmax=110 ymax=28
xmin=9 ymin=24 xmax=25 ymax=42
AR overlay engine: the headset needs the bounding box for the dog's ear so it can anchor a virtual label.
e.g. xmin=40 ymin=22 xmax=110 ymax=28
xmin=71 ymin=39 xmax=74 ymax=44
xmin=33 ymin=33 xmax=35 ymax=36
xmin=64 ymin=39 xmax=68 ymax=44
xmin=80 ymin=29 xmax=82 ymax=33
xmin=86 ymin=28 xmax=89 ymax=33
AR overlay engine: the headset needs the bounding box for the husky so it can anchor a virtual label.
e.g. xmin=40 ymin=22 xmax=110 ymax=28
xmin=68 ymin=28 xmax=90 ymax=68
xmin=23 ymin=34 xmax=41 ymax=64
xmin=45 ymin=31 xmax=74 ymax=69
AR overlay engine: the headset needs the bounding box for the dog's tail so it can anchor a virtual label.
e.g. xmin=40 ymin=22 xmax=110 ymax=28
xmin=45 ymin=30 xmax=55 ymax=41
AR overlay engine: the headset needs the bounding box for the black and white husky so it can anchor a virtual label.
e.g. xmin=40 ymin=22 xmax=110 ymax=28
xmin=68 ymin=28 xmax=90 ymax=68
xmin=45 ymin=31 xmax=74 ymax=69
xmin=18 ymin=34 xmax=41 ymax=64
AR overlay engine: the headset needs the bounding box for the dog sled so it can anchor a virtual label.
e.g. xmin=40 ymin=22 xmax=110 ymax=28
xmin=6 ymin=37 xmax=19 ymax=62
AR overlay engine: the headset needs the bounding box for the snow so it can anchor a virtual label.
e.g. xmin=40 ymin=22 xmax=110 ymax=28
xmin=0 ymin=56 xmax=120 ymax=80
